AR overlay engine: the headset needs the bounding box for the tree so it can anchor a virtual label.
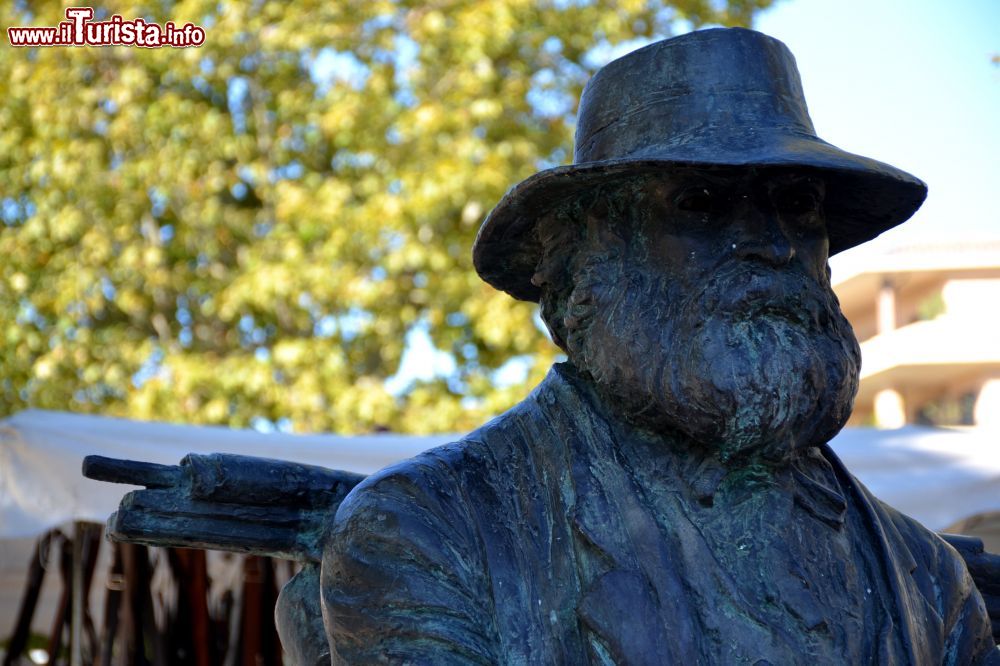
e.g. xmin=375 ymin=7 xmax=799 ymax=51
xmin=0 ymin=0 xmax=771 ymax=433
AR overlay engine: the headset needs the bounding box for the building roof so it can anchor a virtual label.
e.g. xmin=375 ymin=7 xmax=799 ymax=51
xmin=832 ymin=240 xmax=1000 ymax=312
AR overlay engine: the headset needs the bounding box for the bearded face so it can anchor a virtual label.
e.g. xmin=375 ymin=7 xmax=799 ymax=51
xmin=540 ymin=171 xmax=862 ymax=464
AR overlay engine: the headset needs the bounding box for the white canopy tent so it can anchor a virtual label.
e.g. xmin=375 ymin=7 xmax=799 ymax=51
xmin=0 ymin=409 xmax=452 ymax=539
xmin=0 ymin=410 xmax=451 ymax=642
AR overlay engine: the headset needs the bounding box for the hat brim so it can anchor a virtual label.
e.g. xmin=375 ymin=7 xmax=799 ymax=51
xmin=473 ymin=137 xmax=927 ymax=302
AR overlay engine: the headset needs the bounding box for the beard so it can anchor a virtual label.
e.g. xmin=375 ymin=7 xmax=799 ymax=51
xmin=563 ymin=257 xmax=861 ymax=464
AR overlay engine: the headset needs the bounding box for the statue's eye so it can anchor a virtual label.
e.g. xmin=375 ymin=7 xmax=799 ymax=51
xmin=675 ymin=187 xmax=727 ymax=214
xmin=773 ymin=187 xmax=822 ymax=216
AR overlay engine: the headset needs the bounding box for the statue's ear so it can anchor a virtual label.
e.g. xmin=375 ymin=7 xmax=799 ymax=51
xmin=542 ymin=299 xmax=570 ymax=353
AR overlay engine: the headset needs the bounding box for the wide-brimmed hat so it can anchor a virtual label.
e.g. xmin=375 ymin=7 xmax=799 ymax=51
xmin=473 ymin=28 xmax=926 ymax=302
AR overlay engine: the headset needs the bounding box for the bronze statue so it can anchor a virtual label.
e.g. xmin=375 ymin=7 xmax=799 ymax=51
xmin=320 ymin=28 xmax=995 ymax=664
xmin=87 ymin=27 xmax=999 ymax=665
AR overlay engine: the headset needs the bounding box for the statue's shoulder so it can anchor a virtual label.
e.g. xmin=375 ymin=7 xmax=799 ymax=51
xmin=870 ymin=490 xmax=975 ymax=576
xmin=321 ymin=414 xmax=534 ymax=665
xmin=831 ymin=449 xmax=981 ymax=591
xmin=330 ymin=438 xmax=479 ymax=531
xmin=332 ymin=400 xmax=536 ymax=524
xmin=336 ymin=371 xmax=573 ymax=525
xmin=821 ymin=444 xmax=976 ymax=581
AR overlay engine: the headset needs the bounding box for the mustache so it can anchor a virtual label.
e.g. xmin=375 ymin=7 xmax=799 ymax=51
xmin=685 ymin=262 xmax=834 ymax=330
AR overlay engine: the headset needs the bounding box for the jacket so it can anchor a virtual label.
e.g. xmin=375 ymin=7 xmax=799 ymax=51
xmin=323 ymin=363 xmax=997 ymax=665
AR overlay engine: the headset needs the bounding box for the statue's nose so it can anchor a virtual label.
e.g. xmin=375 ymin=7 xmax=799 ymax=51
xmin=733 ymin=199 xmax=796 ymax=267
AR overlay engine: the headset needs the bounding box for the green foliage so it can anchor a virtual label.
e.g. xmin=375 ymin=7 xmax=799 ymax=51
xmin=915 ymin=291 xmax=945 ymax=321
xmin=0 ymin=0 xmax=770 ymax=433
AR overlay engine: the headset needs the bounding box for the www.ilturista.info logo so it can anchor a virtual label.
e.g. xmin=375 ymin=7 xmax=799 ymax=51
xmin=7 ymin=7 xmax=205 ymax=48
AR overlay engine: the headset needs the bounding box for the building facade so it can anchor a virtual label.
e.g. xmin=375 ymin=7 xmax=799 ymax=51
xmin=834 ymin=242 xmax=1000 ymax=429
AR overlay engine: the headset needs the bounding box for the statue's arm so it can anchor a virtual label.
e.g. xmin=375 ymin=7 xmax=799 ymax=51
xmin=936 ymin=536 xmax=1000 ymax=664
xmin=867 ymin=496 xmax=998 ymax=663
xmin=321 ymin=453 xmax=499 ymax=665
xmin=82 ymin=453 xmax=364 ymax=561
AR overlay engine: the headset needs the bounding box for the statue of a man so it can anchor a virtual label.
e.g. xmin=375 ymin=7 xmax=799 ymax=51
xmin=320 ymin=28 xmax=996 ymax=664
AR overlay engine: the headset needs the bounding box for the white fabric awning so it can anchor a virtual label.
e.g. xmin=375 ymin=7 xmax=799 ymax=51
xmin=2 ymin=409 xmax=999 ymax=538
xmin=0 ymin=409 xmax=451 ymax=539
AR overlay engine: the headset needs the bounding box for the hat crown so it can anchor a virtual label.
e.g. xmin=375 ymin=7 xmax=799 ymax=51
xmin=575 ymin=28 xmax=816 ymax=164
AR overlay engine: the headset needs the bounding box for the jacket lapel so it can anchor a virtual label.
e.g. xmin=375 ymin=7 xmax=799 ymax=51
xmin=822 ymin=445 xmax=940 ymax=665
xmin=538 ymin=367 xmax=700 ymax=664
